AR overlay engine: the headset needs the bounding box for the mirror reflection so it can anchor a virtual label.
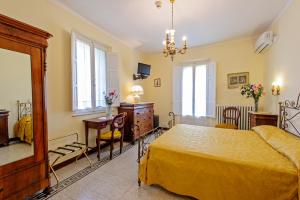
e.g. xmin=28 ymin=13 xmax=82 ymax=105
xmin=0 ymin=48 xmax=34 ymax=166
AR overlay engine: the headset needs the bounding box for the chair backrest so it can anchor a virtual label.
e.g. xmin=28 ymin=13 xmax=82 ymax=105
xmin=112 ymin=112 xmax=127 ymax=130
xmin=223 ymin=107 xmax=241 ymax=126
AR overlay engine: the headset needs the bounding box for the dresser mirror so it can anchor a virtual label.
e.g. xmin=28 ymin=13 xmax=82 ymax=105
xmin=0 ymin=48 xmax=34 ymax=166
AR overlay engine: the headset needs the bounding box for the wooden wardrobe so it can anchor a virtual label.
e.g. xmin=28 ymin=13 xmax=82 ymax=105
xmin=0 ymin=14 xmax=52 ymax=199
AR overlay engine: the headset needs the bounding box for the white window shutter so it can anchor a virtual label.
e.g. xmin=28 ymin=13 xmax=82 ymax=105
xmin=106 ymin=52 xmax=120 ymax=106
xmin=206 ymin=61 xmax=216 ymax=117
xmin=173 ymin=66 xmax=182 ymax=115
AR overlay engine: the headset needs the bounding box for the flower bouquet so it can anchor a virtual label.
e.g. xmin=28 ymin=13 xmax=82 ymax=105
xmin=240 ymin=83 xmax=265 ymax=112
xmin=104 ymin=90 xmax=118 ymax=117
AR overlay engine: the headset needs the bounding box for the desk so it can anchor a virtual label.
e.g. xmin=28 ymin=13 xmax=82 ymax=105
xmin=83 ymin=116 xmax=113 ymax=148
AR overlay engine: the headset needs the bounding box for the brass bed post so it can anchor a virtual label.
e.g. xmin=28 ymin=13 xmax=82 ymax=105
xmin=168 ymin=112 xmax=175 ymax=129
xmin=134 ymin=124 xmax=142 ymax=186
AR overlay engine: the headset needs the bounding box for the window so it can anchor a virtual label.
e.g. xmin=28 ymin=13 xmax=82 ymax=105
xmin=72 ymin=32 xmax=117 ymax=114
xmin=173 ymin=61 xmax=216 ymax=118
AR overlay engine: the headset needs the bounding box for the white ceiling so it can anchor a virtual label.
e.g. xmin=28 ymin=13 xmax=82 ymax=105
xmin=55 ymin=0 xmax=290 ymax=52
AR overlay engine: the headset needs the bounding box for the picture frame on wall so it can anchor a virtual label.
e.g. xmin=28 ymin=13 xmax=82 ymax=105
xmin=227 ymin=72 xmax=249 ymax=89
xmin=154 ymin=78 xmax=161 ymax=87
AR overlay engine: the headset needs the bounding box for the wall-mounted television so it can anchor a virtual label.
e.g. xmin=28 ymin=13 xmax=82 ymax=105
xmin=137 ymin=63 xmax=151 ymax=76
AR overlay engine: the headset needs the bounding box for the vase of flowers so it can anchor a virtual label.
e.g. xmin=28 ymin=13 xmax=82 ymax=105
xmin=104 ymin=90 xmax=118 ymax=117
xmin=240 ymin=83 xmax=265 ymax=112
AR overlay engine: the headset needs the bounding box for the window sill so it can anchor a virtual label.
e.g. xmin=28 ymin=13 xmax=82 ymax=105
xmin=72 ymin=109 xmax=106 ymax=117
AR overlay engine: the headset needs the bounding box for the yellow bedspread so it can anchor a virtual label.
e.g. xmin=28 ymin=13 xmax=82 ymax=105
xmin=139 ymin=124 xmax=299 ymax=200
xmin=15 ymin=116 xmax=33 ymax=144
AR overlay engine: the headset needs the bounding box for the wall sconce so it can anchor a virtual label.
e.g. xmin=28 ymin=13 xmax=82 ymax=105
xmin=272 ymin=82 xmax=281 ymax=96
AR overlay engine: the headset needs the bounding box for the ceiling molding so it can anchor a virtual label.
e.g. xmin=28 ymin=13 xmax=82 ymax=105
xmin=271 ymin=0 xmax=294 ymax=26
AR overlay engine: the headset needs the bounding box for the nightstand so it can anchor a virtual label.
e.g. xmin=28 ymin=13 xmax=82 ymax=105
xmin=249 ymin=112 xmax=278 ymax=129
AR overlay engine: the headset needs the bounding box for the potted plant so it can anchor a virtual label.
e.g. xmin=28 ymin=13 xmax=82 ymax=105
xmin=104 ymin=90 xmax=118 ymax=117
xmin=241 ymin=83 xmax=265 ymax=112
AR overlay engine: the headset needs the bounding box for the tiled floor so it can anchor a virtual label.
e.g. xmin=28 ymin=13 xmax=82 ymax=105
xmin=0 ymin=142 xmax=33 ymax=165
xmin=48 ymin=144 xmax=193 ymax=200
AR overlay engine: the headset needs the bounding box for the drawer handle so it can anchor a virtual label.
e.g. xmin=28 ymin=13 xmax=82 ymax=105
xmin=0 ymin=188 xmax=4 ymax=193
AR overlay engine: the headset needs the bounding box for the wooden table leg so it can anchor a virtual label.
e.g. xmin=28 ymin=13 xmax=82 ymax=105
xmin=97 ymin=128 xmax=101 ymax=161
xmin=85 ymin=123 xmax=89 ymax=147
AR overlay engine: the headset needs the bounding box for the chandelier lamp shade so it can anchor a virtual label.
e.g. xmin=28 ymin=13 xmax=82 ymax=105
xmin=162 ymin=0 xmax=188 ymax=61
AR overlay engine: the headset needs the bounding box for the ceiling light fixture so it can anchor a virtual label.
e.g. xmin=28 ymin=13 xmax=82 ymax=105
xmin=162 ymin=0 xmax=188 ymax=61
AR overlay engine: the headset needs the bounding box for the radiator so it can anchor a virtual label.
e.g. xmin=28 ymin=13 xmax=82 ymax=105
xmin=216 ymin=105 xmax=254 ymax=130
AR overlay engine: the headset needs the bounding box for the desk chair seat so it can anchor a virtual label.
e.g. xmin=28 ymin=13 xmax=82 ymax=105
xmin=215 ymin=123 xmax=238 ymax=129
xmin=99 ymin=130 xmax=122 ymax=140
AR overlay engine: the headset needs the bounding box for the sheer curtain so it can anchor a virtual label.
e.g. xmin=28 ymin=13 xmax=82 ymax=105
xmin=75 ymin=39 xmax=92 ymax=110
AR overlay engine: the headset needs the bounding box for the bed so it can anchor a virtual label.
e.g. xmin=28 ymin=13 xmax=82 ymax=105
xmin=138 ymin=96 xmax=300 ymax=200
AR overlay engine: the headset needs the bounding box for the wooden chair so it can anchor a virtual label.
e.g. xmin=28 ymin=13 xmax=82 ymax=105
xmin=215 ymin=107 xmax=240 ymax=129
xmin=96 ymin=112 xmax=127 ymax=160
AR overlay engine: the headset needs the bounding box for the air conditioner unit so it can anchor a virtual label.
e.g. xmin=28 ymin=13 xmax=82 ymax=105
xmin=255 ymin=31 xmax=274 ymax=54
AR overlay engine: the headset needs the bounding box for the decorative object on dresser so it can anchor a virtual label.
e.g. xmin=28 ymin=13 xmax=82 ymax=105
xmin=241 ymin=83 xmax=265 ymax=112
xmin=0 ymin=14 xmax=52 ymax=199
xmin=0 ymin=110 xmax=9 ymax=146
xmin=118 ymin=102 xmax=154 ymax=143
xmin=249 ymin=112 xmax=278 ymax=129
xmin=130 ymin=85 xmax=144 ymax=103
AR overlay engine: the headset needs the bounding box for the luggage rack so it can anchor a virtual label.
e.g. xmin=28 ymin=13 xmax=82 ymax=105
xmin=48 ymin=133 xmax=92 ymax=185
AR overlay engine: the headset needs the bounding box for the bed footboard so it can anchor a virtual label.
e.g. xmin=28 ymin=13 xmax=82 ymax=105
xmin=136 ymin=111 xmax=176 ymax=186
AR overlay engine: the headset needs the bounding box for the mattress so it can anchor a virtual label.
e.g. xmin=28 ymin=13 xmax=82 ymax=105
xmin=139 ymin=124 xmax=300 ymax=200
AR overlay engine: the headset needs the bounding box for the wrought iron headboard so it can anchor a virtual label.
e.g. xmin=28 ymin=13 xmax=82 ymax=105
xmin=17 ymin=100 xmax=32 ymax=120
xmin=279 ymin=93 xmax=300 ymax=136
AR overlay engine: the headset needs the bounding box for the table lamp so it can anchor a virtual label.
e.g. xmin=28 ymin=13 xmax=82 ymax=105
xmin=131 ymin=85 xmax=144 ymax=103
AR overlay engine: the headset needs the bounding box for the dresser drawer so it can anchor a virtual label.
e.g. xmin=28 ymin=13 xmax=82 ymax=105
xmin=0 ymin=164 xmax=46 ymax=199
xmin=118 ymin=103 xmax=154 ymax=142
xmin=0 ymin=180 xmax=3 ymax=200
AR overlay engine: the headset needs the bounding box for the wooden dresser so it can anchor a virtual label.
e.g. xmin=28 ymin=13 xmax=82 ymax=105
xmin=0 ymin=110 xmax=9 ymax=146
xmin=249 ymin=112 xmax=278 ymax=129
xmin=118 ymin=103 xmax=154 ymax=142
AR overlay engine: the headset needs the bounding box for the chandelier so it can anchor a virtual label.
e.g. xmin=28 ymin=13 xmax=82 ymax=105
xmin=161 ymin=0 xmax=188 ymax=61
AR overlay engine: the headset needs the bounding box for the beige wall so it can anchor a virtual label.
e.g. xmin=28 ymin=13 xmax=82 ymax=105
xmin=264 ymin=0 xmax=300 ymax=113
xmin=0 ymin=0 xmax=141 ymax=147
xmin=141 ymin=38 xmax=265 ymax=126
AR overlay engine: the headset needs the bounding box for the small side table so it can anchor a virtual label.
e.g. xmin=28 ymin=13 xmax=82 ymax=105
xmin=249 ymin=112 xmax=278 ymax=129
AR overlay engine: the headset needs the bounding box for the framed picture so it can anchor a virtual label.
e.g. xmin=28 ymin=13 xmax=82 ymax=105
xmin=227 ymin=72 xmax=249 ymax=89
xmin=154 ymin=78 xmax=161 ymax=87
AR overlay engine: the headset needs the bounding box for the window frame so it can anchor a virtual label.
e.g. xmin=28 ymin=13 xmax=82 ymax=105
xmin=180 ymin=60 xmax=214 ymax=118
xmin=71 ymin=31 xmax=109 ymax=115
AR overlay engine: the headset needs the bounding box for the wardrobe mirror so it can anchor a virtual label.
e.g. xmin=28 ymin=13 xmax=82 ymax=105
xmin=0 ymin=48 xmax=34 ymax=166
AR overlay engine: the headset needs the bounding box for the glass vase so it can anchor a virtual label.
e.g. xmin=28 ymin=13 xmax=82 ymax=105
xmin=106 ymin=105 xmax=112 ymax=118
xmin=254 ymin=100 xmax=259 ymax=112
